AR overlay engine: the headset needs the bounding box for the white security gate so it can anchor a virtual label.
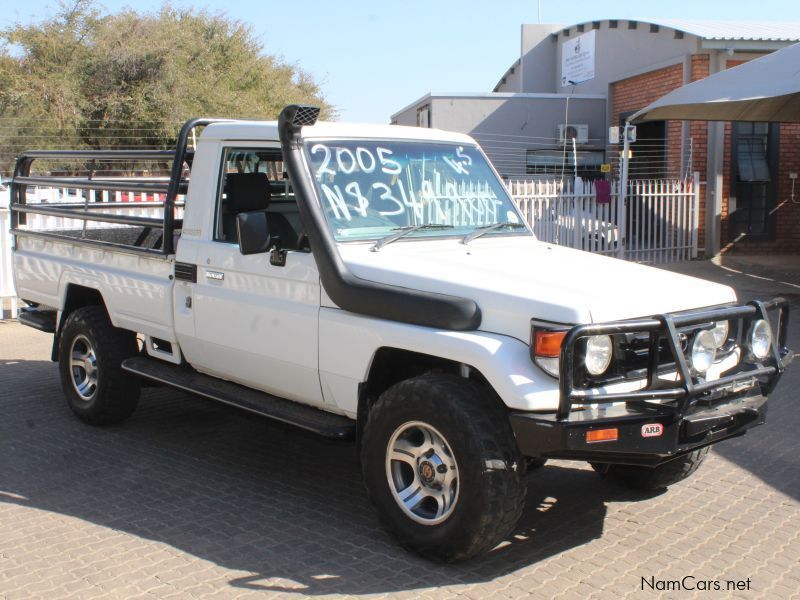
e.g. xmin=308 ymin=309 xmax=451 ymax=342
xmin=1 ymin=176 xmax=700 ymax=320
xmin=624 ymin=176 xmax=699 ymax=263
xmin=508 ymin=173 xmax=699 ymax=263
xmin=0 ymin=186 xmax=18 ymax=318
xmin=509 ymin=178 xmax=621 ymax=256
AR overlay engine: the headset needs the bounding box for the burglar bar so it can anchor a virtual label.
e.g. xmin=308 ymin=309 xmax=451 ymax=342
xmin=557 ymin=299 xmax=789 ymax=419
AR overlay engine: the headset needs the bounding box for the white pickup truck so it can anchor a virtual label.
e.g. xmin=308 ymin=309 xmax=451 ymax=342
xmin=10 ymin=105 xmax=790 ymax=561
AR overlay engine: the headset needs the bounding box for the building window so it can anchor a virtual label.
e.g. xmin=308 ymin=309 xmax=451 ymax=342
xmin=609 ymin=20 xmax=618 ymax=28
xmin=628 ymin=20 xmax=638 ymax=30
xmin=736 ymin=122 xmax=770 ymax=182
xmin=526 ymin=149 xmax=605 ymax=179
xmin=731 ymin=122 xmax=778 ymax=240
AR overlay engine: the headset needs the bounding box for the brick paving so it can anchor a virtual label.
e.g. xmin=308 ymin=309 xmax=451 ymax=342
xmin=1 ymin=266 xmax=799 ymax=599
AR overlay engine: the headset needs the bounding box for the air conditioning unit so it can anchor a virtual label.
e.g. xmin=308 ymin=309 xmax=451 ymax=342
xmin=558 ymin=124 xmax=589 ymax=144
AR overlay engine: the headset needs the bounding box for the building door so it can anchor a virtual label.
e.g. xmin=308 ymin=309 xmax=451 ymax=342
xmin=730 ymin=122 xmax=778 ymax=241
xmin=620 ymin=115 xmax=667 ymax=248
xmin=628 ymin=119 xmax=666 ymax=180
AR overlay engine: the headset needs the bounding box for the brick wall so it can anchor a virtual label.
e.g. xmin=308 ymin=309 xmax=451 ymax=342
xmin=612 ymin=53 xmax=800 ymax=255
xmin=612 ymin=59 xmax=709 ymax=249
xmin=724 ymin=122 xmax=800 ymax=253
xmin=719 ymin=60 xmax=800 ymax=253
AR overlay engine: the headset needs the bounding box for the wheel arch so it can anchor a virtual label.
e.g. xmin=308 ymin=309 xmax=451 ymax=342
xmin=51 ymin=284 xmax=108 ymax=361
xmin=356 ymin=346 xmax=497 ymax=445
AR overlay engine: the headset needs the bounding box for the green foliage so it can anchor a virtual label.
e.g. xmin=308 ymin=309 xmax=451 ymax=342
xmin=0 ymin=0 xmax=332 ymax=172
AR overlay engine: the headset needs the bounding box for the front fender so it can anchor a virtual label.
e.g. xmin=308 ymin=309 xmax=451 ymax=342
xmin=319 ymin=307 xmax=559 ymax=416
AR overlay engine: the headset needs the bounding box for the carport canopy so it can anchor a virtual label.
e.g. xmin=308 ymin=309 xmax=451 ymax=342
xmin=630 ymin=42 xmax=800 ymax=123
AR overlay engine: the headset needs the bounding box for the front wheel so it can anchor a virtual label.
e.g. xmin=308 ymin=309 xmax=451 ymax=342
xmin=590 ymin=447 xmax=709 ymax=490
xmin=360 ymin=373 xmax=526 ymax=562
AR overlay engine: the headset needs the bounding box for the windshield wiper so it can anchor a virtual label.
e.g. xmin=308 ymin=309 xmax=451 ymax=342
xmin=461 ymin=222 xmax=528 ymax=245
xmin=370 ymin=224 xmax=455 ymax=252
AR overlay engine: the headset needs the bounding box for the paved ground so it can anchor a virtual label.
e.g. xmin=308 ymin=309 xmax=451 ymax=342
xmin=1 ymin=260 xmax=799 ymax=599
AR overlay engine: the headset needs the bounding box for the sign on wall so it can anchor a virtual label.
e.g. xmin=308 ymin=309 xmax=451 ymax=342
xmin=561 ymin=30 xmax=596 ymax=87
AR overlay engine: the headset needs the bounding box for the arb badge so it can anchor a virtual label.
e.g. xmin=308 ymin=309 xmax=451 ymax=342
xmin=641 ymin=423 xmax=664 ymax=438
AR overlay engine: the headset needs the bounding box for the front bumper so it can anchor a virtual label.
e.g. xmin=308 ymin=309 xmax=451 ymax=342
xmin=511 ymin=392 xmax=768 ymax=466
xmin=511 ymin=298 xmax=790 ymax=466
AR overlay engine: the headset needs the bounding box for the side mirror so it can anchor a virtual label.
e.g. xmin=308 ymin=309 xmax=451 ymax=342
xmin=236 ymin=211 xmax=271 ymax=255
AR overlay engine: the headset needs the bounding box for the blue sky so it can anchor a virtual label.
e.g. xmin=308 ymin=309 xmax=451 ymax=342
xmin=3 ymin=0 xmax=800 ymax=123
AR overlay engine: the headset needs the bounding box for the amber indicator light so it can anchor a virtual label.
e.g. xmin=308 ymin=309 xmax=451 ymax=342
xmin=534 ymin=331 xmax=567 ymax=357
xmin=586 ymin=428 xmax=619 ymax=443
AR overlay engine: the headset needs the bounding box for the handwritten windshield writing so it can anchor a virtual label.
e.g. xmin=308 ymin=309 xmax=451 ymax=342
xmin=309 ymin=143 xmax=499 ymax=224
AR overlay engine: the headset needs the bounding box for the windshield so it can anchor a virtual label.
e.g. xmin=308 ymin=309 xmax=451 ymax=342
xmin=303 ymin=140 xmax=529 ymax=242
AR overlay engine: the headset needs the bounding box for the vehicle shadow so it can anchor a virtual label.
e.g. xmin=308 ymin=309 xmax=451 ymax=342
xmin=0 ymin=359 xmax=662 ymax=595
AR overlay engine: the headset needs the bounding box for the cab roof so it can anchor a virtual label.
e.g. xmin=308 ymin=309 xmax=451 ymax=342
xmin=199 ymin=119 xmax=476 ymax=145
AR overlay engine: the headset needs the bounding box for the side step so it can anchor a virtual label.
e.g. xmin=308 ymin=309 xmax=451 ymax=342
xmin=18 ymin=308 xmax=57 ymax=333
xmin=121 ymin=356 xmax=355 ymax=439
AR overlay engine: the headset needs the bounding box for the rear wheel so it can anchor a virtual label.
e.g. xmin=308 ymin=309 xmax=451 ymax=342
xmin=58 ymin=306 xmax=141 ymax=425
xmin=590 ymin=447 xmax=709 ymax=490
xmin=361 ymin=373 xmax=526 ymax=562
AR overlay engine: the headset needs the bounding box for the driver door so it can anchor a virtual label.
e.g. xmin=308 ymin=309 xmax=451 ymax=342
xmin=177 ymin=144 xmax=323 ymax=407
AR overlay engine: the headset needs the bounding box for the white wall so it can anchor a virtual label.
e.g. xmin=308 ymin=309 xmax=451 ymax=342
xmin=430 ymin=95 xmax=606 ymax=177
xmin=518 ymin=24 xmax=562 ymax=93
xmin=519 ymin=21 xmax=700 ymax=95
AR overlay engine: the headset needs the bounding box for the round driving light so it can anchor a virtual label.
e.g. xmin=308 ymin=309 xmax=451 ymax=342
xmin=710 ymin=320 xmax=729 ymax=348
xmin=585 ymin=335 xmax=613 ymax=376
xmin=750 ymin=319 xmax=772 ymax=360
xmin=691 ymin=330 xmax=717 ymax=373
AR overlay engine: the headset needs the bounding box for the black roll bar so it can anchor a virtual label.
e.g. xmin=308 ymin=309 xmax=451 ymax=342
xmin=9 ymin=119 xmax=226 ymax=255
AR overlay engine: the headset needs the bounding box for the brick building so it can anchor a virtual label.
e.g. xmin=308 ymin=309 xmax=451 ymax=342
xmin=392 ymin=20 xmax=800 ymax=257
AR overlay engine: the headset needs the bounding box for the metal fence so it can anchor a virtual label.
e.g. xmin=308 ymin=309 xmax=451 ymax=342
xmin=0 ymin=175 xmax=700 ymax=320
xmin=507 ymin=173 xmax=699 ymax=263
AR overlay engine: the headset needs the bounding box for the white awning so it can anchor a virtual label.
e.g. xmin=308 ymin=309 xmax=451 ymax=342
xmin=630 ymin=42 xmax=800 ymax=123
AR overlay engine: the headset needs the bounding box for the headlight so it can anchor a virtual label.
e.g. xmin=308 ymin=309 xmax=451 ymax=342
xmin=691 ymin=330 xmax=716 ymax=373
xmin=585 ymin=335 xmax=613 ymax=376
xmin=710 ymin=321 xmax=729 ymax=348
xmin=750 ymin=319 xmax=772 ymax=359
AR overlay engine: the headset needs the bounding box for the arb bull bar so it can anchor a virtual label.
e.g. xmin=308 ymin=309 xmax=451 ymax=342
xmin=510 ymin=298 xmax=790 ymax=466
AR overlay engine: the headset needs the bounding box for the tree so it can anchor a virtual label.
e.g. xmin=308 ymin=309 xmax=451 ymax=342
xmin=0 ymin=1 xmax=333 ymax=173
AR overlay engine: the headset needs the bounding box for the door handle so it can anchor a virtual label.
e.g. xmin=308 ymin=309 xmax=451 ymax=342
xmin=206 ymin=270 xmax=224 ymax=281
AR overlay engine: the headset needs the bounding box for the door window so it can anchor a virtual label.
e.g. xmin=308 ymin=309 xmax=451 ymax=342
xmin=214 ymin=148 xmax=300 ymax=244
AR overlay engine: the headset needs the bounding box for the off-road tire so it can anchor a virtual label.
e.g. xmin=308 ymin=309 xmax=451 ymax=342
xmin=58 ymin=306 xmax=141 ymax=425
xmin=591 ymin=447 xmax=709 ymax=490
xmin=360 ymin=373 xmax=526 ymax=562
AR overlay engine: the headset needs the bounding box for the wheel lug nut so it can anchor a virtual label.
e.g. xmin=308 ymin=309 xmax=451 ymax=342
xmin=436 ymin=464 xmax=447 ymax=474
